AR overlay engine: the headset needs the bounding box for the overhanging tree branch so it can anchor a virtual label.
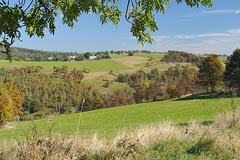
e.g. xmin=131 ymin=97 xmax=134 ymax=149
xmin=0 ymin=0 xmax=212 ymax=60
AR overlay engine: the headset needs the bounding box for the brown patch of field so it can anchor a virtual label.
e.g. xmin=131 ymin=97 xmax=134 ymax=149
xmin=1 ymin=122 xmax=16 ymax=130
xmin=112 ymin=56 xmax=148 ymax=68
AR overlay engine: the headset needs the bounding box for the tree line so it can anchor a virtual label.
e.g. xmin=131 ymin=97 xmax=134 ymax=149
xmin=0 ymin=47 xmax=162 ymax=61
xmin=0 ymin=47 xmax=113 ymax=61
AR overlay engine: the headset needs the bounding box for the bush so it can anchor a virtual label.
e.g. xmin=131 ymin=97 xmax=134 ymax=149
xmin=128 ymin=52 xmax=134 ymax=56
xmin=116 ymin=74 xmax=129 ymax=83
xmin=23 ymin=98 xmax=43 ymax=113
xmin=32 ymin=112 xmax=45 ymax=119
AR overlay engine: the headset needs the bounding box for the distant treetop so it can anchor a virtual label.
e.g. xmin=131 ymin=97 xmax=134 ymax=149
xmin=161 ymin=50 xmax=204 ymax=65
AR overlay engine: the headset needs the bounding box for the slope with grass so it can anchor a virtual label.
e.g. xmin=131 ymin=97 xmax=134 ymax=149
xmin=0 ymin=96 xmax=237 ymax=143
xmin=2 ymin=108 xmax=240 ymax=159
xmin=0 ymin=59 xmax=129 ymax=72
xmin=0 ymin=53 xmax=170 ymax=94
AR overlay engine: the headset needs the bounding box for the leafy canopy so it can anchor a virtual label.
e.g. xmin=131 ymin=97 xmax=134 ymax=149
xmin=198 ymin=54 xmax=224 ymax=92
xmin=0 ymin=0 xmax=212 ymax=59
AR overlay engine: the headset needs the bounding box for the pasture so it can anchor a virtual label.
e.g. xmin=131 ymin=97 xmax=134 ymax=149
xmin=0 ymin=59 xmax=128 ymax=72
xmin=0 ymin=96 xmax=236 ymax=142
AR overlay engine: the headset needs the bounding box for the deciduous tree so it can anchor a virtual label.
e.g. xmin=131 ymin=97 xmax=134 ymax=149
xmin=6 ymin=82 xmax=23 ymax=115
xmin=0 ymin=82 xmax=23 ymax=125
xmin=198 ymin=54 xmax=224 ymax=93
xmin=0 ymin=0 xmax=212 ymax=59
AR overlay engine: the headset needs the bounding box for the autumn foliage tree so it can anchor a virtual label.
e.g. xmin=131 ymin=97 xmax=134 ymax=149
xmin=0 ymin=89 xmax=14 ymax=125
xmin=6 ymin=82 xmax=23 ymax=115
xmin=0 ymin=82 xmax=23 ymax=125
xmin=198 ymin=54 xmax=224 ymax=93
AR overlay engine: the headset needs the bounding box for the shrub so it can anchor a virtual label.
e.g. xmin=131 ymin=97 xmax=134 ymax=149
xmin=32 ymin=112 xmax=45 ymax=119
xmin=23 ymin=98 xmax=43 ymax=113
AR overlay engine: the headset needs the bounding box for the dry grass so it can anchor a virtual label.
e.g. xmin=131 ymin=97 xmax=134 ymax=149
xmin=112 ymin=56 xmax=147 ymax=68
xmin=117 ymin=122 xmax=184 ymax=147
xmin=1 ymin=109 xmax=240 ymax=159
xmin=1 ymin=122 xmax=16 ymax=130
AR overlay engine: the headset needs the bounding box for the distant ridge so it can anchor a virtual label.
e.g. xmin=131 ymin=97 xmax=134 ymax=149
xmin=12 ymin=47 xmax=74 ymax=55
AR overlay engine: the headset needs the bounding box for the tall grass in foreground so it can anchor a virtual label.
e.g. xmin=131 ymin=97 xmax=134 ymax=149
xmin=1 ymin=109 xmax=240 ymax=159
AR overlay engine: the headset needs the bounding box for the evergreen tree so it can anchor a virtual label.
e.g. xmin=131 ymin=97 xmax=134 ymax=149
xmin=224 ymin=49 xmax=240 ymax=90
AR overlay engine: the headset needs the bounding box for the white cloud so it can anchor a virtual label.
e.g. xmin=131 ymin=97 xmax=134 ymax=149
xmin=202 ymin=9 xmax=240 ymax=15
xmin=175 ymin=30 xmax=240 ymax=40
xmin=180 ymin=9 xmax=240 ymax=19
xmin=140 ymin=29 xmax=240 ymax=55
xmin=175 ymin=33 xmax=231 ymax=39
xmin=227 ymin=29 xmax=240 ymax=34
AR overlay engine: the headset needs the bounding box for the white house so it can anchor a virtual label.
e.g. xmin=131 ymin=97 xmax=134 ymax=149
xmin=47 ymin=56 xmax=53 ymax=60
xmin=69 ymin=55 xmax=76 ymax=60
xmin=89 ymin=55 xmax=97 ymax=60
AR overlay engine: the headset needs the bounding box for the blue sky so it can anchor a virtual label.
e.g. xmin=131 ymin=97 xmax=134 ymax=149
xmin=14 ymin=0 xmax=240 ymax=55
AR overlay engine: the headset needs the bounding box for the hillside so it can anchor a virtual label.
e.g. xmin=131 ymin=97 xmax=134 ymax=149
xmin=0 ymin=96 xmax=236 ymax=143
xmin=0 ymin=53 xmax=170 ymax=95
xmin=3 ymin=108 xmax=240 ymax=159
xmin=0 ymin=49 xmax=237 ymax=159
xmin=0 ymin=49 xmax=232 ymax=143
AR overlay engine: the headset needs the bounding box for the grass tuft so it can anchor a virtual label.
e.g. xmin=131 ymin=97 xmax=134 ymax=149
xmin=187 ymin=135 xmax=215 ymax=155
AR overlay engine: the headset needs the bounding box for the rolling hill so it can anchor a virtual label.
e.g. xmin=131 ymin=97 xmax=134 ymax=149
xmin=0 ymin=96 xmax=236 ymax=143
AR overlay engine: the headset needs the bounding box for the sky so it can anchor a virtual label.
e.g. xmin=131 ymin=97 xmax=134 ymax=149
xmin=13 ymin=0 xmax=240 ymax=55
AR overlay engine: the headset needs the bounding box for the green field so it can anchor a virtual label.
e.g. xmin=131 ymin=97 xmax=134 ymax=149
xmin=0 ymin=53 xmax=165 ymax=72
xmin=0 ymin=59 xmax=128 ymax=72
xmin=0 ymin=96 xmax=237 ymax=143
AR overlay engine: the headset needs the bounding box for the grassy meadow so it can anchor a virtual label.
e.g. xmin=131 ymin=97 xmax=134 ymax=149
xmin=0 ymin=59 xmax=128 ymax=72
xmin=0 ymin=96 xmax=237 ymax=143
